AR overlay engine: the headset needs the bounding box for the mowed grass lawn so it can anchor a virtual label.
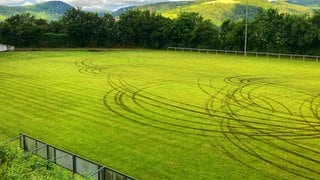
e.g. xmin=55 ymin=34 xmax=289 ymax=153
xmin=0 ymin=49 xmax=319 ymax=179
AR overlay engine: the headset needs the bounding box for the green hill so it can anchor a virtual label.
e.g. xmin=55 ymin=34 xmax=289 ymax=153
xmin=0 ymin=1 xmax=72 ymax=21
xmin=1 ymin=0 xmax=319 ymax=23
xmin=115 ymin=0 xmax=319 ymax=24
xmin=287 ymin=0 xmax=320 ymax=7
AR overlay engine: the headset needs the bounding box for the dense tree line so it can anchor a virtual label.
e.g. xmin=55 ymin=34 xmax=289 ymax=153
xmin=1 ymin=8 xmax=320 ymax=55
xmin=222 ymin=9 xmax=320 ymax=54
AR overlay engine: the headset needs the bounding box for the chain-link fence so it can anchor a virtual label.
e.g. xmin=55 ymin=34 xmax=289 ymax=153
xmin=19 ymin=133 xmax=135 ymax=180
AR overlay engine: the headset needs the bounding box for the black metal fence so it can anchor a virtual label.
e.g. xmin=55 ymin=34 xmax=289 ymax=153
xmin=167 ymin=47 xmax=320 ymax=62
xmin=19 ymin=133 xmax=136 ymax=180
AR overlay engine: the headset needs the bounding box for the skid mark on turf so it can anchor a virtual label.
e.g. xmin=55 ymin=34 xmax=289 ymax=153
xmin=75 ymin=59 xmax=320 ymax=179
xmin=203 ymin=75 xmax=320 ymax=179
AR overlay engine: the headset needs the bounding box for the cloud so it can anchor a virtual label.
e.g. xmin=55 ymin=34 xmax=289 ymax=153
xmin=0 ymin=0 xmax=188 ymax=11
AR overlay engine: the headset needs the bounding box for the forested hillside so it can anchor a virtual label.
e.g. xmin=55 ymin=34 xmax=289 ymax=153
xmin=1 ymin=8 xmax=320 ymax=55
xmin=118 ymin=0 xmax=318 ymax=24
xmin=287 ymin=0 xmax=320 ymax=6
xmin=0 ymin=1 xmax=72 ymax=21
xmin=1 ymin=0 xmax=319 ymax=24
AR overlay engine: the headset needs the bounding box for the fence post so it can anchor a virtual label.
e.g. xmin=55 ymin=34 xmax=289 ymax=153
xmin=46 ymin=144 xmax=50 ymax=160
xmin=73 ymin=155 xmax=77 ymax=174
xmin=53 ymin=148 xmax=57 ymax=163
xmin=22 ymin=134 xmax=27 ymax=151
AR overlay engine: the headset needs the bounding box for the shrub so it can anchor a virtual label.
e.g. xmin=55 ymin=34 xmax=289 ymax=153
xmin=0 ymin=143 xmax=74 ymax=180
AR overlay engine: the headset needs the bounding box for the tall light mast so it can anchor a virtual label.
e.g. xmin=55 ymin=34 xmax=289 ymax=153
xmin=244 ymin=0 xmax=248 ymax=56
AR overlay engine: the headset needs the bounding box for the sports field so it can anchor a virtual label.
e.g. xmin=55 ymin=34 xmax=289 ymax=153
xmin=0 ymin=50 xmax=319 ymax=179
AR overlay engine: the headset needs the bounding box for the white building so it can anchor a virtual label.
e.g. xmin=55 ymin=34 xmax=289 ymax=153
xmin=0 ymin=44 xmax=15 ymax=51
xmin=268 ymin=0 xmax=277 ymax=2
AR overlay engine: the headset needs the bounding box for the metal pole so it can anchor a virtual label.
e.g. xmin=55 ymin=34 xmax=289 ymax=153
xmin=244 ymin=0 xmax=248 ymax=56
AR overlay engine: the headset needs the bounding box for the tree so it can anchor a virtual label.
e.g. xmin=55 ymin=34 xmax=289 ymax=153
xmin=1 ymin=13 xmax=46 ymax=47
xmin=61 ymin=8 xmax=102 ymax=47
xmin=0 ymin=22 xmax=13 ymax=45
xmin=220 ymin=20 xmax=245 ymax=51
xmin=191 ymin=19 xmax=221 ymax=49
xmin=97 ymin=13 xmax=116 ymax=47
xmin=148 ymin=15 xmax=173 ymax=48
xmin=171 ymin=12 xmax=203 ymax=47
xmin=117 ymin=10 xmax=152 ymax=47
xmin=247 ymin=9 xmax=291 ymax=53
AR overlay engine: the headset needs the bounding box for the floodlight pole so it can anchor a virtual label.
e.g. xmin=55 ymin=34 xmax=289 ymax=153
xmin=244 ymin=0 xmax=248 ymax=56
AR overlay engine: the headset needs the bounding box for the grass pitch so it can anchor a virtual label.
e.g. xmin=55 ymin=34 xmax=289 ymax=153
xmin=0 ymin=49 xmax=319 ymax=179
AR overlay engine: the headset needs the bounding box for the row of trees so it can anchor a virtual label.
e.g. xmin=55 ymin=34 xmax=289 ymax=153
xmin=222 ymin=9 xmax=320 ymax=54
xmin=1 ymin=8 xmax=320 ymax=55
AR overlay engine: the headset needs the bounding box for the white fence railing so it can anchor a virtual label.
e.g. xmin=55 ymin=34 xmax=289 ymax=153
xmin=167 ymin=47 xmax=320 ymax=62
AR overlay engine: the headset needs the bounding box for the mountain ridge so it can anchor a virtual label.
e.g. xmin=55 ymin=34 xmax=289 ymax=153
xmin=0 ymin=1 xmax=72 ymax=21
xmin=0 ymin=0 xmax=319 ymax=23
xmin=117 ymin=0 xmax=319 ymax=24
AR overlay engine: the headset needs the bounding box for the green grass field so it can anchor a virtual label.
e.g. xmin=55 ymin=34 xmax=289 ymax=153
xmin=0 ymin=49 xmax=319 ymax=179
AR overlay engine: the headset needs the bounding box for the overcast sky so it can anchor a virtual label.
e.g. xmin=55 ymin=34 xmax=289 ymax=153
xmin=0 ymin=0 xmax=185 ymax=11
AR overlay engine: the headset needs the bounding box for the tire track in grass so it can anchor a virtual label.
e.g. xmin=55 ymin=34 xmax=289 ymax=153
xmin=111 ymin=76 xmax=221 ymax=129
xmin=222 ymin=76 xmax=320 ymax=138
xmin=298 ymin=96 xmax=320 ymax=132
xmin=310 ymin=94 xmax=320 ymax=122
xmin=224 ymin=122 xmax=320 ymax=179
xmin=199 ymin=77 xmax=320 ymax=135
xmin=227 ymin=118 xmax=320 ymax=178
xmin=108 ymin=75 xmax=285 ymax=137
xmin=237 ymin=81 xmax=320 ymax=136
xmin=75 ymin=59 xmax=111 ymax=75
xmin=227 ymin=76 xmax=312 ymax=121
xmin=1 ymin=75 xmax=191 ymax=147
xmin=126 ymin=76 xmax=318 ymax=134
xmin=210 ymin=76 xmax=320 ymax=179
xmin=104 ymin=71 xmax=319 ymax=138
xmin=211 ymin=77 xmax=312 ymax=177
xmin=201 ymin=76 xmax=309 ymax=125
xmin=104 ymin=80 xmax=223 ymax=137
xmin=226 ymin=76 xmax=319 ymax=132
xmin=74 ymin=59 xmax=320 ymax=179
xmin=103 ymin=87 xmax=205 ymax=137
